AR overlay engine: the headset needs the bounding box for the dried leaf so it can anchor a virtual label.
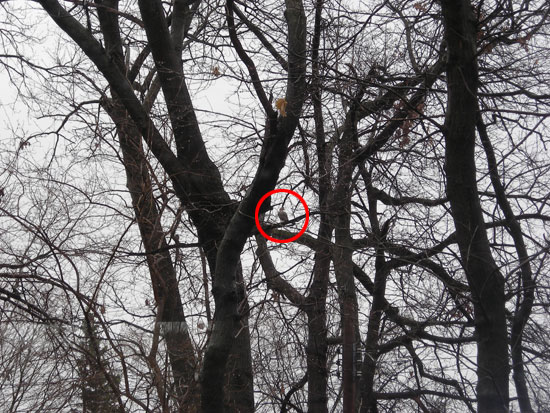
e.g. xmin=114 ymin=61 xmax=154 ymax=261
xmin=482 ymin=43 xmax=494 ymax=55
xmin=399 ymin=135 xmax=411 ymax=148
xmin=517 ymin=34 xmax=532 ymax=52
xmin=275 ymin=98 xmax=287 ymax=117
xmin=517 ymin=33 xmax=532 ymax=45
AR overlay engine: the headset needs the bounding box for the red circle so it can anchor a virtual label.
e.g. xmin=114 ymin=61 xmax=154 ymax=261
xmin=255 ymin=189 xmax=309 ymax=243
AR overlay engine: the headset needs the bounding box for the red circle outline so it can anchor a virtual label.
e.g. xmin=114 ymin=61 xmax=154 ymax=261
xmin=255 ymin=189 xmax=309 ymax=243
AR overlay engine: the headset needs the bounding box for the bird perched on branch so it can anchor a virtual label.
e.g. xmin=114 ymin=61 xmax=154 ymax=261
xmin=278 ymin=207 xmax=289 ymax=223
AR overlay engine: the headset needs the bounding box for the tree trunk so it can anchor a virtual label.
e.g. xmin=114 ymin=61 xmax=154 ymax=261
xmin=224 ymin=265 xmax=255 ymax=413
xmin=332 ymin=113 xmax=361 ymax=413
xmin=106 ymin=99 xmax=198 ymax=410
xmin=307 ymin=2 xmax=331 ymax=407
xmin=200 ymin=1 xmax=307 ymax=410
xmin=478 ymin=114 xmax=534 ymax=413
xmin=359 ymin=181 xmax=389 ymax=413
xmin=440 ymin=1 xmax=510 ymax=411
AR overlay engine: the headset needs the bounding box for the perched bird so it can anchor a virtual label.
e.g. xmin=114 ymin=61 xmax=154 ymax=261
xmin=278 ymin=207 xmax=289 ymax=223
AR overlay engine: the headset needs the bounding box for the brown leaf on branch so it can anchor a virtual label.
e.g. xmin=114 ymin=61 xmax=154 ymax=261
xmin=413 ymin=2 xmax=427 ymax=12
xmin=275 ymin=98 xmax=287 ymax=117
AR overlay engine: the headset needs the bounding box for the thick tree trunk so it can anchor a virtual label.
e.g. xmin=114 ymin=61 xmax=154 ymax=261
xmin=332 ymin=229 xmax=358 ymax=413
xmin=106 ymin=100 xmax=198 ymax=410
xmin=478 ymin=114 xmax=534 ymax=413
xmin=305 ymin=176 xmax=331 ymax=413
xmin=305 ymin=291 xmax=329 ymax=413
xmin=307 ymin=2 xmax=331 ymax=407
xmin=332 ymin=115 xmax=361 ymax=413
xmin=200 ymin=1 xmax=307 ymax=411
xmin=224 ymin=265 xmax=255 ymax=413
xmin=440 ymin=1 xmax=510 ymax=411
xmin=95 ymin=2 xmax=199 ymax=408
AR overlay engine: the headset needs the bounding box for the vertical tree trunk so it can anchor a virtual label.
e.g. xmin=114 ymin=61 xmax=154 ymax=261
xmin=97 ymin=1 xmax=255 ymax=410
xmin=224 ymin=265 xmax=255 ymax=413
xmin=359 ymin=180 xmax=389 ymax=413
xmin=200 ymin=1 xmax=307 ymax=410
xmin=94 ymin=2 xmax=199 ymax=407
xmin=440 ymin=1 xmax=510 ymax=411
xmin=478 ymin=114 xmax=534 ymax=413
xmin=332 ymin=115 xmax=361 ymax=413
xmin=307 ymin=1 xmax=331 ymax=409
xmin=106 ymin=100 xmax=198 ymax=410
xmin=305 ymin=288 xmax=329 ymax=413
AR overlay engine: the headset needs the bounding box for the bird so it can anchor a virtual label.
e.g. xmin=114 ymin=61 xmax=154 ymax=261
xmin=278 ymin=207 xmax=289 ymax=223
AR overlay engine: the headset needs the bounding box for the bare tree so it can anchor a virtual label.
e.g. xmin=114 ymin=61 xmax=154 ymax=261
xmin=2 ymin=1 xmax=550 ymax=413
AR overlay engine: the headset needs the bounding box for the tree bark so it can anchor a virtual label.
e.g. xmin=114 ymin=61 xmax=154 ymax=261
xmin=106 ymin=99 xmax=198 ymax=410
xmin=359 ymin=178 xmax=389 ymax=413
xmin=200 ymin=1 xmax=307 ymax=411
xmin=478 ymin=114 xmax=534 ymax=413
xmin=440 ymin=1 xmax=510 ymax=411
xmin=306 ymin=2 xmax=330 ymax=410
xmin=224 ymin=265 xmax=255 ymax=413
xmin=96 ymin=2 xmax=199 ymax=408
xmin=332 ymin=100 xmax=362 ymax=413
